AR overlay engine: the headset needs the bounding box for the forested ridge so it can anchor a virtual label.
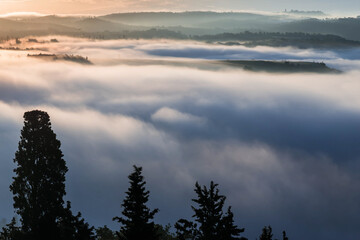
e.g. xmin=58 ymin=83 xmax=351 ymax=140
xmin=1 ymin=11 xmax=360 ymax=46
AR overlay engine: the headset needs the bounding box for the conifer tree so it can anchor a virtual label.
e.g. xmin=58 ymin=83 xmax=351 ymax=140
xmin=176 ymin=181 xmax=246 ymax=240
xmin=259 ymin=226 xmax=273 ymax=240
xmin=282 ymin=231 xmax=288 ymax=240
xmin=221 ymin=207 xmax=245 ymax=240
xmin=0 ymin=217 xmax=22 ymax=240
xmin=10 ymin=110 xmax=67 ymax=240
xmin=192 ymin=181 xmax=225 ymax=240
xmin=9 ymin=110 xmax=94 ymax=240
xmin=174 ymin=219 xmax=197 ymax=240
xmin=113 ymin=165 xmax=159 ymax=240
xmin=95 ymin=225 xmax=117 ymax=240
xmin=58 ymin=201 xmax=95 ymax=240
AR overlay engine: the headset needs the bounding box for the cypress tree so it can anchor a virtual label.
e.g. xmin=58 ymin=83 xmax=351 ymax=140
xmin=9 ymin=110 xmax=94 ymax=240
xmin=58 ymin=201 xmax=95 ymax=240
xmin=0 ymin=217 xmax=22 ymax=240
xmin=10 ymin=110 xmax=67 ymax=240
xmin=113 ymin=165 xmax=159 ymax=240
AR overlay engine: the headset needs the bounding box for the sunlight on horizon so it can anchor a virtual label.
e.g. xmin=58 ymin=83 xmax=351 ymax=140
xmin=0 ymin=0 xmax=359 ymax=15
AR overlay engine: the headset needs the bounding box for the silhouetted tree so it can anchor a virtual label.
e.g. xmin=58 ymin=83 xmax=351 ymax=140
xmin=221 ymin=207 xmax=246 ymax=240
xmin=113 ymin=165 xmax=159 ymax=240
xmin=174 ymin=219 xmax=197 ymax=240
xmin=155 ymin=224 xmax=176 ymax=240
xmin=176 ymin=181 xmax=246 ymax=240
xmin=95 ymin=225 xmax=117 ymax=240
xmin=10 ymin=110 xmax=94 ymax=240
xmin=10 ymin=110 xmax=67 ymax=240
xmin=282 ymin=231 xmax=288 ymax=240
xmin=0 ymin=217 xmax=22 ymax=240
xmin=58 ymin=201 xmax=95 ymax=240
xmin=259 ymin=226 xmax=273 ymax=240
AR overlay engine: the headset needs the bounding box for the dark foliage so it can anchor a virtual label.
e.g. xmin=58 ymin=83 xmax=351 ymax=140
xmin=175 ymin=181 xmax=246 ymax=240
xmin=113 ymin=165 xmax=159 ymax=240
xmin=95 ymin=225 xmax=117 ymax=240
xmin=174 ymin=219 xmax=198 ymax=240
xmin=259 ymin=226 xmax=273 ymax=240
xmin=155 ymin=224 xmax=176 ymax=240
xmin=0 ymin=217 xmax=22 ymax=240
xmin=58 ymin=201 xmax=95 ymax=240
xmin=282 ymin=231 xmax=289 ymax=240
xmin=8 ymin=110 xmax=94 ymax=240
xmin=220 ymin=207 xmax=247 ymax=240
xmin=10 ymin=110 xmax=67 ymax=240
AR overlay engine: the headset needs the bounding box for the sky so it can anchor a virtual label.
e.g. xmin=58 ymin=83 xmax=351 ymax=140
xmin=0 ymin=37 xmax=360 ymax=239
xmin=0 ymin=0 xmax=359 ymax=15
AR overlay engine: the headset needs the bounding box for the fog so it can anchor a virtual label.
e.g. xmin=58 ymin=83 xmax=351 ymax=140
xmin=0 ymin=37 xmax=360 ymax=239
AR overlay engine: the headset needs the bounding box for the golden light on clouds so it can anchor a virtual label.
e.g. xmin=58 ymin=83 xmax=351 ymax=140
xmin=0 ymin=0 xmax=359 ymax=15
xmin=0 ymin=0 xmax=122 ymax=14
xmin=0 ymin=0 xmax=229 ymax=15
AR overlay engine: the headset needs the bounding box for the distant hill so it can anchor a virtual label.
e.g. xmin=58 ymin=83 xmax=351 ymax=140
xmin=100 ymin=11 xmax=286 ymax=29
xmin=72 ymin=18 xmax=128 ymax=32
xmin=274 ymin=18 xmax=360 ymax=41
xmin=1 ymin=11 xmax=360 ymax=44
xmin=0 ymin=17 xmax=78 ymax=39
xmin=27 ymin=15 xmax=82 ymax=25
xmin=220 ymin=60 xmax=340 ymax=73
xmin=194 ymin=32 xmax=360 ymax=48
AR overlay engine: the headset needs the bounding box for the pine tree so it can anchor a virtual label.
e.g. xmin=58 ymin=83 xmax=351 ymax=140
xmin=95 ymin=225 xmax=117 ymax=240
xmin=113 ymin=165 xmax=159 ymax=240
xmin=155 ymin=224 xmax=176 ymax=240
xmin=259 ymin=226 xmax=273 ymax=240
xmin=174 ymin=219 xmax=197 ymax=240
xmin=192 ymin=181 xmax=225 ymax=240
xmin=282 ymin=231 xmax=288 ymax=240
xmin=10 ymin=110 xmax=68 ymax=240
xmin=175 ymin=181 xmax=245 ymax=240
xmin=221 ymin=207 xmax=246 ymax=240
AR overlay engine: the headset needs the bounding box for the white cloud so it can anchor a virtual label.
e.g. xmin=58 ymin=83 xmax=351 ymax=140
xmin=151 ymin=107 xmax=206 ymax=125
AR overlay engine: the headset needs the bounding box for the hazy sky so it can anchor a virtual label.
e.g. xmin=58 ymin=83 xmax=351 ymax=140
xmin=0 ymin=0 xmax=359 ymax=15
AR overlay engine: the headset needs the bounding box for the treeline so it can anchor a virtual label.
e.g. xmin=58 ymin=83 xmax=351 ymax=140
xmin=0 ymin=110 xmax=289 ymax=240
xmin=276 ymin=17 xmax=360 ymax=41
xmin=27 ymin=53 xmax=92 ymax=65
xmin=1 ymin=29 xmax=359 ymax=49
xmin=193 ymin=31 xmax=360 ymax=48
xmin=2 ymin=12 xmax=360 ymax=41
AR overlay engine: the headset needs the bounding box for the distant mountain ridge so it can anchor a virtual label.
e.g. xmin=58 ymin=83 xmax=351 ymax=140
xmin=1 ymin=11 xmax=360 ymax=46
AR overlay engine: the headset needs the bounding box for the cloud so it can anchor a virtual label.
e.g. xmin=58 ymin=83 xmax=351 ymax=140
xmin=1 ymin=38 xmax=360 ymax=240
xmin=151 ymin=107 xmax=206 ymax=125
xmin=180 ymin=140 xmax=360 ymax=239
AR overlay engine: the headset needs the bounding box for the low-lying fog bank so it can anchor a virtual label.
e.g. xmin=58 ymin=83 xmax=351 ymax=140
xmin=0 ymin=38 xmax=359 ymax=240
